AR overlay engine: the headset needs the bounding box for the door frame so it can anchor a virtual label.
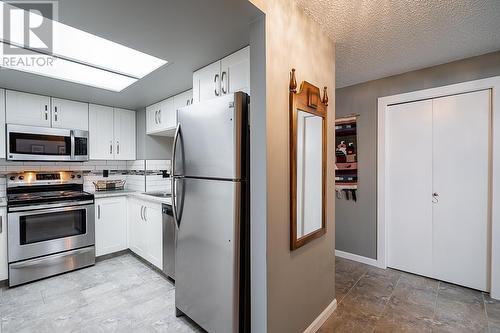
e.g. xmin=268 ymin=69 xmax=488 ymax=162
xmin=377 ymin=76 xmax=500 ymax=297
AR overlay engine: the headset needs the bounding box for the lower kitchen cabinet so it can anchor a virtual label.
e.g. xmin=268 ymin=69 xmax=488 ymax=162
xmin=95 ymin=197 xmax=127 ymax=257
xmin=128 ymin=198 xmax=163 ymax=269
xmin=0 ymin=207 xmax=7 ymax=281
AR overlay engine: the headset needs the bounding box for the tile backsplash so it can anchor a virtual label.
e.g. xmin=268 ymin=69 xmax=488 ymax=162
xmin=0 ymin=159 xmax=171 ymax=197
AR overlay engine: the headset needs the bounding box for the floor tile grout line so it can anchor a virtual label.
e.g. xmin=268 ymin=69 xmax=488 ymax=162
xmin=338 ymin=266 xmax=369 ymax=305
xmin=371 ymin=272 xmax=403 ymax=333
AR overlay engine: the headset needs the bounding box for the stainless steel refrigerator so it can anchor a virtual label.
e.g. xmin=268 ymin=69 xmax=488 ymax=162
xmin=172 ymin=92 xmax=250 ymax=333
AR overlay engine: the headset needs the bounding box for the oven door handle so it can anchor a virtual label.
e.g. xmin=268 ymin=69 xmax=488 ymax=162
xmin=9 ymin=247 xmax=94 ymax=269
xmin=8 ymin=200 xmax=94 ymax=213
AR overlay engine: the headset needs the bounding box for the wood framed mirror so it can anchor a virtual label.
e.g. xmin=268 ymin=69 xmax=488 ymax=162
xmin=289 ymin=69 xmax=328 ymax=250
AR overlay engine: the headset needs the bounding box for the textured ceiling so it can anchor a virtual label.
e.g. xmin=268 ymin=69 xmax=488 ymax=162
xmin=295 ymin=0 xmax=500 ymax=88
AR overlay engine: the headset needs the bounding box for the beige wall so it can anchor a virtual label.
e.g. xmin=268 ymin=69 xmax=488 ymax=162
xmin=249 ymin=0 xmax=336 ymax=332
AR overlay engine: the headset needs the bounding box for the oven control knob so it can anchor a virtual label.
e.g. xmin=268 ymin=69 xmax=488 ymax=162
xmin=77 ymin=174 xmax=82 ymax=179
xmin=71 ymin=174 xmax=75 ymax=179
xmin=9 ymin=176 xmax=15 ymax=181
xmin=18 ymin=176 xmax=24 ymax=180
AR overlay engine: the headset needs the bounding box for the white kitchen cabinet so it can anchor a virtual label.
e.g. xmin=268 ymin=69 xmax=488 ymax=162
xmin=0 ymin=208 xmax=7 ymax=281
xmin=221 ymin=46 xmax=250 ymax=96
xmin=193 ymin=61 xmax=221 ymax=104
xmin=89 ymin=104 xmax=136 ymax=160
xmin=51 ymin=98 xmax=89 ymax=131
xmin=192 ymin=46 xmax=249 ymax=104
xmin=89 ymin=104 xmax=115 ymax=160
xmin=95 ymin=197 xmax=127 ymax=257
xmin=6 ymin=90 xmax=51 ymax=127
xmin=147 ymin=89 xmax=192 ymax=136
xmin=173 ymin=89 xmax=193 ymax=111
xmin=0 ymin=89 xmax=5 ymax=159
xmin=114 ymin=108 xmax=136 ymax=160
xmin=127 ymin=198 xmax=163 ymax=269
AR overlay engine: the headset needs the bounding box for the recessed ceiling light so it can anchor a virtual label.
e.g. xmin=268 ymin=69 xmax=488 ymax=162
xmin=0 ymin=1 xmax=167 ymax=91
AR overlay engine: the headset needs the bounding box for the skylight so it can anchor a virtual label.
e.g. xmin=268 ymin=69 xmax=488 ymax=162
xmin=0 ymin=1 xmax=167 ymax=91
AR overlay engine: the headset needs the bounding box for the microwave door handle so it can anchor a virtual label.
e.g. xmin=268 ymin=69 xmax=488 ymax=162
xmin=70 ymin=130 xmax=75 ymax=160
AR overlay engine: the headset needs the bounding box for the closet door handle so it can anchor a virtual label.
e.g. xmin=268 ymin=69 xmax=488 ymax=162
xmin=214 ymin=74 xmax=220 ymax=96
xmin=97 ymin=205 xmax=101 ymax=219
xmin=432 ymin=192 xmax=439 ymax=203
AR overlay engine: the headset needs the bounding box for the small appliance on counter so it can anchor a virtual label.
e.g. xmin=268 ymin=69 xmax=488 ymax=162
xmin=6 ymin=171 xmax=95 ymax=286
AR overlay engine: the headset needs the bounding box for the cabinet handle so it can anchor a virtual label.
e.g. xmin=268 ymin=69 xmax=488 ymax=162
xmin=221 ymin=71 xmax=227 ymax=94
xmin=214 ymin=74 xmax=220 ymax=96
xmin=110 ymin=141 xmax=113 ymax=155
xmin=44 ymin=105 xmax=48 ymax=120
xmin=116 ymin=140 xmax=120 ymax=155
xmin=155 ymin=111 xmax=158 ymax=124
xmin=98 ymin=205 xmax=101 ymax=219
xmin=54 ymin=106 xmax=58 ymax=122
xmin=140 ymin=206 xmax=144 ymax=221
xmin=144 ymin=207 xmax=147 ymax=221
xmin=158 ymin=110 xmax=161 ymax=124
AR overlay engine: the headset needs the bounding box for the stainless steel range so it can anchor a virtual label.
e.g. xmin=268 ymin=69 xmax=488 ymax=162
xmin=7 ymin=172 xmax=95 ymax=286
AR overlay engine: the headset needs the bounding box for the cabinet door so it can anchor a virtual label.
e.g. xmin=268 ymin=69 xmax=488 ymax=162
xmin=194 ymin=61 xmax=221 ymax=103
xmin=158 ymin=97 xmax=174 ymax=131
xmin=6 ymin=90 xmax=51 ymax=127
xmin=95 ymin=197 xmax=127 ymax=257
xmin=143 ymin=202 xmax=163 ymax=269
xmin=0 ymin=208 xmax=7 ymax=281
xmin=174 ymin=90 xmax=193 ymax=111
xmin=146 ymin=102 xmax=161 ymax=134
xmin=51 ymin=98 xmax=89 ymax=130
xmin=128 ymin=199 xmax=147 ymax=258
xmin=114 ymin=108 xmax=136 ymax=160
xmin=89 ymin=104 xmax=115 ymax=160
xmin=0 ymin=90 xmax=5 ymax=159
xmin=221 ymin=46 xmax=250 ymax=96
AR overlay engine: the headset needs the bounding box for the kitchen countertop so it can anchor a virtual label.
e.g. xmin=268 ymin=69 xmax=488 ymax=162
xmin=92 ymin=190 xmax=171 ymax=205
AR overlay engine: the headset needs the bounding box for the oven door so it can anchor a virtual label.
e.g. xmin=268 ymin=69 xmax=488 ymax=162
xmin=7 ymin=202 xmax=95 ymax=263
xmin=7 ymin=124 xmax=74 ymax=161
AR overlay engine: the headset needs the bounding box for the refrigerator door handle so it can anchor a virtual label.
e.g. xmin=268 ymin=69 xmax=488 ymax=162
xmin=172 ymin=123 xmax=181 ymax=227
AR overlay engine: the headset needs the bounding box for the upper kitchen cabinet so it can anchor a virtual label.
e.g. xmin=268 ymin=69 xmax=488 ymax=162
xmin=193 ymin=61 xmax=222 ymax=103
xmin=113 ymin=108 xmax=136 ymax=160
xmin=0 ymin=90 xmax=5 ymax=159
xmin=146 ymin=89 xmax=192 ymax=136
xmin=192 ymin=46 xmax=250 ymax=104
xmin=5 ymin=90 xmax=51 ymax=127
xmin=221 ymin=46 xmax=250 ymax=96
xmin=51 ymin=98 xmax=89 ymax=131
xmin=89 ymin=104 xmax=136 ymax=160
xmin=6 ymin=91 xmax=90 ymax=130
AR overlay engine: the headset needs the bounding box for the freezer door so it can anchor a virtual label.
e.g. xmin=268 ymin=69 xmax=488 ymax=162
xmin=175 ymin=178 xmax=240 ymax=333
xmin=174 ymin=92 xmax=248 ymax=180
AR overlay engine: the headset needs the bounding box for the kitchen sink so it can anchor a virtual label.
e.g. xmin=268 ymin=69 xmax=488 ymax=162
xmin=143 ymin=191 xmax=171 ymax=198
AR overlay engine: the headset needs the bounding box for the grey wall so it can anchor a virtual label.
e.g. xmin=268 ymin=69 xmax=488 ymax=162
xmin=136 ymin=109 xmax=173 ymax=160
xmin=336 ymin=50 xmax=500 ymax=259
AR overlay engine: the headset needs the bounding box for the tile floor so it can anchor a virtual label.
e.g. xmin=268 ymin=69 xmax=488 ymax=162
xmin=0 ymin=253 xmax=204 ymax=333
xmin=319 ymin=257 xmax=500 ymax=333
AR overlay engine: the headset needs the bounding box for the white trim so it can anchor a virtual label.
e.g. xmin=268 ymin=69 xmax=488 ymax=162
xmin=335 ymin=250 xmax=381 ymax=268
xmin=377 ymin=75 xmax=500 ymax=298
xmin=303 ymin=299 xmax=337 ymax=333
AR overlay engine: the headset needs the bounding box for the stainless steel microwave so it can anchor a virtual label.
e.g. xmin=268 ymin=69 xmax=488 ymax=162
xmin=7 ymin=124 xmax=89 ymax=161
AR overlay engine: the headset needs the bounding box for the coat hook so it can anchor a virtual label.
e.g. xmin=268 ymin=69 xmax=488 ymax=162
xmin=289 ymin=68 xmax=297 ymax=93
xmin=322 ymin=86 xmax=329 ymax=106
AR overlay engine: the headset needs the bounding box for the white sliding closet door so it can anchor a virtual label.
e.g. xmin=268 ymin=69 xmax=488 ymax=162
xmin=387 ymin=99 xmax=434 ymax=277
xmin=432 ymin=90 xmax=490 ymax=291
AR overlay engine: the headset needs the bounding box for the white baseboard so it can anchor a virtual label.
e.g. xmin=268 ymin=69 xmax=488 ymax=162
xmin=335 ymin=250 xmax=381 ymax=268
xmin=303 ymin=299 xmax=337 ymax=333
